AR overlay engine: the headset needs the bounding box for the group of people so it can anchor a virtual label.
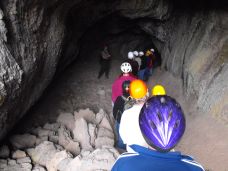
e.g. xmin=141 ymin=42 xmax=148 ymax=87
xmin=110 ymin=49 xmax=205 ymax=170
xmin=124 ymin=49 xmax=161 ymax=81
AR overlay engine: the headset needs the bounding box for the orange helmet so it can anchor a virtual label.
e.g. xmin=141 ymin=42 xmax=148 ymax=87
xmin=129 ymin=79 xmax=148 ymax=99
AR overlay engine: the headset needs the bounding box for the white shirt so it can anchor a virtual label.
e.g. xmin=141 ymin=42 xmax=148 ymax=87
xmin=119 ymin=103 xmax=148 ymax=150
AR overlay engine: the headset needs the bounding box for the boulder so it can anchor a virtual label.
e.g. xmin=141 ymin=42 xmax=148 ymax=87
xmin=12 ymin=150 xmax=27 ymax=159
xmin=0 ymin=145 xmax=10 ymax=158
xmin=10 ymin=134 xmax=36 ymax=149
xmin=73 ymin=118 xmax=93 ymax=150
xmin=58 ymin=125 xmax=80 ymax=156
xmin=57 ymin=112 xmax=75 ymax=131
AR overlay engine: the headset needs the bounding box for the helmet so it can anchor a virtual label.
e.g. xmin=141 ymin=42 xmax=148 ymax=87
xmin=145 ymin=50 xmax=152 ymax=56
xmin=122 ymin=80 xmax=130 ymax=97
xmin=133 ymin=51 xmax=139 ymax=57
xmin=139 ymin=96 xmax=186 ymax=152
xmin=150 ymin=48 xmax=155 ymax=52
xmin=129 ymin=79 xmax=148 ymax=99
xmin=120 ymin=62 xmax=132 ymax=74
xmin=139 ymin=51 xmax=144 ymax=56
xmin=152 ymin=85 xmax=166 ymax=96
xmin=128 ymin=52 xmax=134 ymax=59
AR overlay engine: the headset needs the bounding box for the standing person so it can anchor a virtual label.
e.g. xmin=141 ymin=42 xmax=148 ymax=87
xmin=98 ymin=45 xmax=111 ymax=79
xmin=113 ymin=80 xmax=131 ymax=149
xmin=112 ymin=62 xmax=137 ymax=105
xmin=119 ymin=79 xmax=149 ymax=152
xmin=112 ymin=95 xmax=205 ymax=171
xmin=150 ymin=48 xmax=161 ymax=69
xmin=125 ymin=52 xmax=139 ymax=77
xmin=138 ymin=51 xmax=150 ymax=81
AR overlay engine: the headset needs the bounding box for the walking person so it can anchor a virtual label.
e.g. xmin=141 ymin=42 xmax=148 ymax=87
xmin=113 ymin=80 xmax=131 ymax=149
xmin=119 ymin=79 xmax=149 ymax=152
xmin=125 ymin=52 xmax=139 ymax=77
xmin=112 ymin=95 xmax=205 ymax=171
xmin=98 ymin=45 xmax=111 ymax=79
xmin=112 ymin=62 xmax=137 ymax=105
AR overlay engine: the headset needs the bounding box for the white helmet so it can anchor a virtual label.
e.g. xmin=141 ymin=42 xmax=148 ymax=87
xmin=128 ymin=52 xmax=134 ymax=59
xmin=120 ymin=62 xmax=132 ymax=74
xmin=133 ymin=51 xmax=139 ymax=57
xmin=150 ymin=48 xmax=155 ymax=52
xmin=139 ymin=51 xmax=144 ymax=56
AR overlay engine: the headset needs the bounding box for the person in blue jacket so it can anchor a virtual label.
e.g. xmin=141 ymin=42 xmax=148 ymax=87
xmin=111 ymin=95 xmax=205 ymax=171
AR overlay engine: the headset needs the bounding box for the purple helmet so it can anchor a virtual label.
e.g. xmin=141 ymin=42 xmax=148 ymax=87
xmin=139 ymin=95 xmax=186 ymax=152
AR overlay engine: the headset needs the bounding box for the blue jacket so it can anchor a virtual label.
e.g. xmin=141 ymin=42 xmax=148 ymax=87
xmin=111 ymin=145 xmax=205 ymax=171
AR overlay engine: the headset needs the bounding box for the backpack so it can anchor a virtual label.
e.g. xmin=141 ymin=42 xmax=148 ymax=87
xmin=123 ymin=96 xmax=136 ymax=111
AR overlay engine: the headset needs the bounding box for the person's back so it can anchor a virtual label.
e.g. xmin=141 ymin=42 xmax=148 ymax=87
xmin=125 ymin=51 xmax=139 ymax=77
xmin=112 ymin=145 xmax=204 ymax=171
xmin=112 ymin=94 xmax=205 ymax=171
xmin=112 ymin=63 xmax=136 ymax=103
xmin=113 ymin=80 xmax=131 ymax=149
xmin=119 ymin=80 xmax=149 ymax=151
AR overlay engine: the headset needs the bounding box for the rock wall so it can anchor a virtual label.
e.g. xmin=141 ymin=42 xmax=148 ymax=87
xmin=0 ymin=0 xmax=68 ymax=140
xmin=138 ymin=9 xmax=228 ymax=123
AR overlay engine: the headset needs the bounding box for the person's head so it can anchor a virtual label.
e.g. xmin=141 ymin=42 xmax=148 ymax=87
xmin=122 ymin=80 xmax=131 ymax=97
xmin=133 ymin=51 xmax=139 ymax=57
xmin=120 ymin=62 xmax=132 ymax=75
xmin=139 ymin=95 xmax=186 ymax=152
xmin=128 ymin=52 xmax=134 ymax=59
xmin=129 ymin=79 xmax=148 ymax=102
xmin=150 ymin=48 xmax=155 ymax=53
xmin=151 ymin=85 xmax=166 ymax=96
xmin=145 ymin=50 xmax=152 ymax=56
xmin=139 ymin=51 xmax=144 ymax=57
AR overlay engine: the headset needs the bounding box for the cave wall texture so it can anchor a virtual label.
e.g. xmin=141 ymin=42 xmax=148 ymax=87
xmin=0 ymin=0 xmax=227 ymax=140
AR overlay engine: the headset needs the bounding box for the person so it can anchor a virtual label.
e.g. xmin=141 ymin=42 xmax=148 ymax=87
xmin=112 ymin=62 xmax=137 ymax=105
xmin=125 ymin=52 xmax=139 ymax=77
xmin=133 ymin=51 xmax=139 ymax=57
xmin=151 ymin=84 xmax=166 ymax=96
xmin=135 ymin=51 xmax=143 ymax=69
xmin=98 ymin=45 xmax=111 ymax=79
xmin=119 ymin=79 xmax=149 ymax=152
xmin=113 ymin=80 xmax=131 ymax=149
xmin=150 ymin=48 xmax=161 ymax=69
xmin=112 ymin=95 xmax=205 ymax=171
xmin=138 ymin=51 xmax=150 ymax=81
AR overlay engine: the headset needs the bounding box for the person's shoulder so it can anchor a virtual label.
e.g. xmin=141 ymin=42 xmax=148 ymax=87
xmin=111 ymin=152 xmax=140 ymax=171
xmin=180 ymin=155 xmax=205 ymax=171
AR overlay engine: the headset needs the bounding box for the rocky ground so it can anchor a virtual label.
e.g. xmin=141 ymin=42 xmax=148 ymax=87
xmin=0 ymin=59 xmax=227 ymax=171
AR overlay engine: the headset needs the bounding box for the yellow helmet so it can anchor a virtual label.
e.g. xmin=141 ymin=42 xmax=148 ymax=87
xmin=152 ymin=85 xmax=166 ymax=96
xmin=129 ymin=79 xmax=148 ymax=99
xmin=145 ymin=50 xmax=152 ymax=56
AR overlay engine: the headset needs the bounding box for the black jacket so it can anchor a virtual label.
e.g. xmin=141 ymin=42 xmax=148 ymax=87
xmin=113 ymin=96 xmax=127 ymax=123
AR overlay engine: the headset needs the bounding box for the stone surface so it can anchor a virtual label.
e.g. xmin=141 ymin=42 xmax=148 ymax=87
xmin=74 ymin=108 xmax=96 ymax=124
xmin=57 ymin=112 xmax=75 ymax=131
xmin=46 ymin=150 xmax=72 ymax=171
xmin=16 ymin=157 xmax=31 ymax=164
xmin=32 ymin=164 xmax=46 ymax=171
xmin=58 ymin=125 xmax=80 ymax=156
xmin=73 ymin=118 xmax=93 ymax=150
xmin=12 ymin=150 xmax=27 ymax=159
xmin=0 ymin=145 xmax=10 ymax=158
xmin=27 ymin=141 xmax=58 ymax=166
xmin=10 ymin=134 xmax=36 ymax=149
xmin=65 ymin=147 xmax=119 ymax=171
